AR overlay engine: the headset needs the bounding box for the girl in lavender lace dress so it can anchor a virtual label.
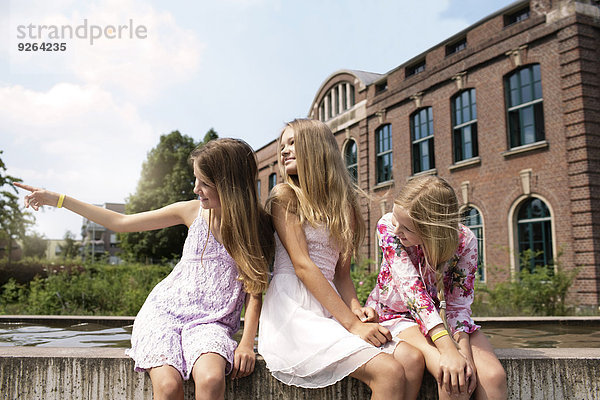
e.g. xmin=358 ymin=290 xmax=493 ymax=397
xmin=16 ymin=138 xmax=274 ymax=400
xmin=258 ymin=119 xmax=424 ymax=399
xmin=365 ymin=176 xmax=507 ymax=400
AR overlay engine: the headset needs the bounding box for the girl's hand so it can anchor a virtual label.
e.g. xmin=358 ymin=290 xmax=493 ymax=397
xmin=231 ymin=344 xmax=256 ymax=380
xmin=459 ymin=350 xmax=477 ymax=395
xmin=353 ymin=306 xmax=378 ymax=323
xmin=350 ymin=321 xmax=392 ymax=347
xmin=14 ymin=182 xmax=59 ymax=211
xmin=438 ymin=348 xmax=470 ymax=396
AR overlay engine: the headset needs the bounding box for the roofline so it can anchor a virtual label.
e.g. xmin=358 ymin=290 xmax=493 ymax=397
xmin=384 ymin=0 xmax=529 ymax=76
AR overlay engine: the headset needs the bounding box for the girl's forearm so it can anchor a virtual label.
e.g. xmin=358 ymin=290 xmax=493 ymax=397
xmin=295 ymin=266 xmax=360 ymax=330
xmin=454 ymin=331 xmax=473 ymax=359
xmin=239 ymin=294 xmax=261 ymax=349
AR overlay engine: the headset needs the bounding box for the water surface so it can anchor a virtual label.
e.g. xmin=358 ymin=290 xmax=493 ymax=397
xmin=1 ymin=321 xmax=599 ymax=348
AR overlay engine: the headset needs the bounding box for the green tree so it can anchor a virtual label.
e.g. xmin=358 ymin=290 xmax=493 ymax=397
xmin=119 ymin=130 xmax=218 ymax=262
xmin=59 ymin=230 xmax=81 ymax=260
xmin=0 ymin=151 xmax=33 ymax=262
xmin=22 ymin=232 xmax=47 ymax=258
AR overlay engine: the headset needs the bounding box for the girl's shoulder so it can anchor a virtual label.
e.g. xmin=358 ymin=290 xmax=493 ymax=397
xmin=269 ymin=183 xmax=293 ymax=201
xmin=377 ymin=212 xmax=394 ymax=229
xmin=456 ymin=224 xmax=477 ymax=254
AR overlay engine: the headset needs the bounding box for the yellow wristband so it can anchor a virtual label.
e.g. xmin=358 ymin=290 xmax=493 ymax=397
xmin=431 ymin=329 xmax=449 ymax=342
xmin=57 ymin=194 xmax=65 ymax=208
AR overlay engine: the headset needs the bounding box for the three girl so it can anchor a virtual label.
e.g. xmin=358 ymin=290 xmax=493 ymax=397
xmin=16 ymin=138 xmax=274 ymax=400
xmin=258 ymin=119 xmax=424 ymax=400
xmin=18 ymin=126 xmax=506 ymax=399
xmin=365 ymin=176 xmax=507 ymax=399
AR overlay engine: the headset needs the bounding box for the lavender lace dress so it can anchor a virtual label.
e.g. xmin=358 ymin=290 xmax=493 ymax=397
xmin=125 ymin=206 xmax=245 ymax=379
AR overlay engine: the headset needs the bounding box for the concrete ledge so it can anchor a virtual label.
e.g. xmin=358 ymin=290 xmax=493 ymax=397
xmin=1 ymin=347 xmax=599 ymax=399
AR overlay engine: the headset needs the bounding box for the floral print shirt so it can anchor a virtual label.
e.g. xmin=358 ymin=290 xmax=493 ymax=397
xmin=365 ymin=213 xmax=480 ymax=337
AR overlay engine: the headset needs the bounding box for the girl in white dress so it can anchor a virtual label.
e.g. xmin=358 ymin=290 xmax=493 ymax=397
xmin=258 ymin=119 xmax=424 ymax=399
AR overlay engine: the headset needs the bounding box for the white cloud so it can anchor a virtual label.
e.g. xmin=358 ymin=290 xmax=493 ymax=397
xmin=0 ymin=82 xmax=157 ymax=208
xmin=8 ymin=0 xmax=203 ymax=101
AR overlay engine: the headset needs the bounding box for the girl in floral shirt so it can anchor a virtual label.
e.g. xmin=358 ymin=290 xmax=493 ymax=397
xmin=366 ymin=176 xmax=507 ymax=400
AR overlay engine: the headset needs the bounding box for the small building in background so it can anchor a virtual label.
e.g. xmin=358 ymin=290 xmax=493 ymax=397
xmin=81 ymin=203 xmax=125 ymax=264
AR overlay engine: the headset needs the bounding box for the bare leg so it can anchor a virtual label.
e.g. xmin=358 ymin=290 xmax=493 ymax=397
xmin=398 ymin=326 xmax=470 ymax=400
xmin=393 ymin=341 xmax=425 ymax=400
xmin=191 ymin=353 xmax=227 ymax=400
xmin=350 ymin=353 xmax=406 ymax=400
xmin=469 ymin=331 xmax=507 ymax=400
xmin=148 ymin=365 xmax=184 ymax=400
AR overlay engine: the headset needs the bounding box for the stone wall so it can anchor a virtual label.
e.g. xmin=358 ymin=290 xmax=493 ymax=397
xmin=1 ymin=347 xmax=599 ymax=399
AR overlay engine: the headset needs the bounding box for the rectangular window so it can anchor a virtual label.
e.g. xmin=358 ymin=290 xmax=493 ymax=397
xmin=505 ymin=64 xmax=544 ymax=148
xmin=446 ymin=37 xmax=467 ymax=56
xmin=406 ymin=60 xmax=426 ymax=78
xmin=375 ymin=81 xmax=388 ymax=94
xmin=452 ymin=89 xmax=479 ymax=162
xmin=411 ymin=108 xmax=435 ymax=173
xmin=375 ymin=125 xmax=393 ymax=183
xmin=268 ymin=173 xmax=277 ymax=191
xmin=333 ymin=86 xmax=339 ymax=116
xmin=504 ymin=6 xmax=530 ymax=27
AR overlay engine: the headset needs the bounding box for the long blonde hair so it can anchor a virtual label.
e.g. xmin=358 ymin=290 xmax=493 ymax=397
xmin=394 ymin=176 xmax=460 ymax=331
xmin=190 ymin=138 xmax=274 ymax=295
xmin=267 ymin=119 xmax=365 ymax=260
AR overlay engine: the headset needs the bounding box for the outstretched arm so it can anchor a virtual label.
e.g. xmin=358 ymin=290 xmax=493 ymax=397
xmin=15 ymin=182 xmax=199 ymax=231
xmin=271 ymin=200 xmax=391 ymax=347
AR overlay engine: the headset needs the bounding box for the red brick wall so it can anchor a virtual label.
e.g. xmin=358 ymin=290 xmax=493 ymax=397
xmin=255 ymin=0 xmax=600 ymax=306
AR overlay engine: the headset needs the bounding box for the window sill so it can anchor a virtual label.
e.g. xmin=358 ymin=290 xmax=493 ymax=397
xmin=410 ymin=169 xmax=438 ymax=179
xmin=373 ymin=180 xmax=394 ymax=191
xmin=449 ymin=157 xmax=481 ymax=172
xmin=502 ymin=140 xmax=549 ymax=158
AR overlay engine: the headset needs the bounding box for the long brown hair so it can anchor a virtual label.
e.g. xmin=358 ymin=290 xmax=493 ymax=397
xmin=267 ymin=119 xmax=365 ymax=260
xmin=190 ymin=138 xmax=274 ymax=295
xmin=394 ymin=176 xmax=460 ymax=331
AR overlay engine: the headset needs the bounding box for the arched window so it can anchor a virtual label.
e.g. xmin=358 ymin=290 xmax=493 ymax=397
xmin=268 ymin=173 xmax=277 ymax=192
xmin=411 ymin=107 xmax=435 ymax=174
xmin=257 ymin=179 xmax=261 ymax=200
xmin=344 ymin=139 xmax=358 ymax=182
xmin=517 ymin=197 xmax=553 ymax=271
xmin=462 ymin=206 xmax=485 ymax=281
xmin=505 ymin=64 xmax=545 ymax=148
xmin=375 ymin=124 xmax=393 ymax=183
xmin=318 ymin=82 xmax=355 ymax=121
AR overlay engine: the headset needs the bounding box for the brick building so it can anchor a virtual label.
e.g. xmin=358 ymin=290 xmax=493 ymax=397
xmin=256 ymin=0 xmax=600 ymax=307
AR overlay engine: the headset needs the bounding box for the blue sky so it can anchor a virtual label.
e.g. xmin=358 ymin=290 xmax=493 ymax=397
xmin=1 ymin=0 xmax=513 ymax=240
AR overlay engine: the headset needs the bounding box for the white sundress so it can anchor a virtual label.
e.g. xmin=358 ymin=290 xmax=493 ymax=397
xmin=258 ymin=223 xmax=399 ymax=388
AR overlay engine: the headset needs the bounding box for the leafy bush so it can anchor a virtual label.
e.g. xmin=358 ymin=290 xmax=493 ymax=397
xmin=350 ymin=258 xmax=378 ymax=305
xmin=0 ymin=262 xmax=172 ymax=315
xmin=472 ymin=251 xmax=579 ymax=316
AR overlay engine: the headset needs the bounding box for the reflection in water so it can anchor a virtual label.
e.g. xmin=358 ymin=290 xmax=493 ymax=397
xmin=483 ymin=323 xmax=600 ymax=348
xmin=1 ymin=322 xmax=599 ymax=349
xmin=0 ymin=322 xmax=132 ymax=348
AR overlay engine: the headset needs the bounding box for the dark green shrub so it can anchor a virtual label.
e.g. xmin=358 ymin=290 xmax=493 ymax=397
xmin=0 ymin=262 xmax=172 ymax=315
xmin=473 ymin=251 xmax=579 ymax=316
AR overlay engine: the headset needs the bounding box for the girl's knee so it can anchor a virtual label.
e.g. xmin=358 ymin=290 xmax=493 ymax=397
xmin=403 ymin=345 xmax=425 ymax=371
xmin=153 ymin=375 xmax=183 ymax=397
xmin=484 ymin=364 xmax=507 ymax=388
xmin=377 ymin=357 xmax=406 ymax=386
xmin=195 ymin=370 xmax=225 ymax=393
